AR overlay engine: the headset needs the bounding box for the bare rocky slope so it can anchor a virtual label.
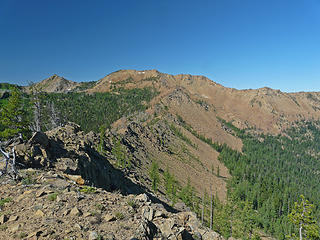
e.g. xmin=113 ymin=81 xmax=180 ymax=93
xmin=27 ymin=74 xmax=80 ymax=93
xmin=0 ymin=124 xmax=224 ymax=240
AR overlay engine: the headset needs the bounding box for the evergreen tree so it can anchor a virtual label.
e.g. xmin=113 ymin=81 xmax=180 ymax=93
xmin=164 ymin=167 xmax=177 ymax=203
xmin=111 ymin=139 xmax=131 ymax=169
xmin=0 ymin=88 xmax=31 ymax=140
xmin=149 ymin=161 xmax=160 ymax=192
xmin=179 ymin=177 xmax=195 ymax=208
xmin=287 ymin=195 xmax=320 ymax=240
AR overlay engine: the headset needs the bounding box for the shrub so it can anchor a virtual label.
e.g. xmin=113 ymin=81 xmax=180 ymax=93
xmin=47 ymin=193 xmax=58 ymax=201
xmin=0 ymin=197 xmax=12 ymax=207
xmin=115 ymin=211 xmax=124 ymax=220
xmin=79 ymin=186 xmax=96 ymax=194
xmin=127 ymin=199 xmax=137 ymax=209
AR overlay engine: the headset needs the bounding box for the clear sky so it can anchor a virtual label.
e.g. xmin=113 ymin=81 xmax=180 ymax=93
xmin=0 ymin=0 xmax=319 ymax=92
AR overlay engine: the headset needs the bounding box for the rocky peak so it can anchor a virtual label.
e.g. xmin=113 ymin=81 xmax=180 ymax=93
xmin=31 ymin=74 xmax=79 ymax=93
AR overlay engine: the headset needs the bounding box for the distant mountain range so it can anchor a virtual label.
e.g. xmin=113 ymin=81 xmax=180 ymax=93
xmin=30 ymin=69 xmax=320 ymax=136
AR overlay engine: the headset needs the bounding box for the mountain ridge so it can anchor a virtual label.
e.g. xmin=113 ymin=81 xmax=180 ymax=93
xmin=2 ymin=69 xmax=320 ymax=239
xmin=23 ymin=69 xmax=320 ymax=137
xmin=31 ymin=69 xmax=318 ymax=94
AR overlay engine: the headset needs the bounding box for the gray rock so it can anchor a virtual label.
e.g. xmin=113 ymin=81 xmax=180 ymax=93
xmin=0 ymin=214 xmax=8 ymax=224
xmin=70 ymin=206 xmax=82 ymax=216
xmin=89 ymin=231 xmax=99 ymax=240
xmin=104 ymin=213 xmax=116 ymax=222
xmin=55 ymin=158 xmax=78 ymax=173
xmin=7 ymin=215 xmax=18 ymax=222
xmin=8 ymin=223 xmax=22 ymax=233
xmin=148 ymin=207 xmax=154 ymax=221
xmin=135 ymin=193 xmax=149 ymax=203
xmin=158 ymin=219 xmax=175 ymax=238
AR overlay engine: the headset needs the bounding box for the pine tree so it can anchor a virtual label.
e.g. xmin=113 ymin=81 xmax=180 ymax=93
xmin=149 ymin=161 xmax=160 ymax=192
xmin=0 ymin=88 xmax=30 ymax=140
xmin=179 ymin=177 xmax=195 ymax=208
xmin=111 ymin=139 xmax=131 ymax=169
xmin=164 ymin=167 xmax=177 ymax=203
xmin=287 ymin=195 xmax=320 ymax=240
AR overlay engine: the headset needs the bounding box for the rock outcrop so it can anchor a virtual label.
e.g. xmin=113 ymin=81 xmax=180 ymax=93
xmin=0 ymin=168 xmax=224 ymax=239
xmin=0 ymin=124 xmax=225 ymax=240
xmin=14 ymin=123 xmax=142 ymax=194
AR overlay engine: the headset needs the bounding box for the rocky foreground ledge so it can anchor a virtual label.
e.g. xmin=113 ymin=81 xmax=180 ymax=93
xmin=0 ymin=124 xmax=224 ymax=240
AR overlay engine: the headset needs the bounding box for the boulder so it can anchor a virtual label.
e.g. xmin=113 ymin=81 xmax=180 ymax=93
xmin=28 ymin=131 xmax=49 ymax=148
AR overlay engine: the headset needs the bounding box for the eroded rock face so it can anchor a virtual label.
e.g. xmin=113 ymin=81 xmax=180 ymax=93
xmin=14 ymin=124 xmax=139 ymax=193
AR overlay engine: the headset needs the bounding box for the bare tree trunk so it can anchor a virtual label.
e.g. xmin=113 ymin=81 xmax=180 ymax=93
xmin=201 ymin=192 xmax=204 ymax=224
xmin=210 ymin=192 xmax=213 ymax=230
xmin=34 ymin=97 xmax=41 ymax=132
xmin=299 ymin=223 xmax=303 ymax=240
xmin=50 ymin=101 xmax=60 ymax=128
xmin=0 ymin=146 xmax=18 ymax=180
xmin=299 ymin=200 xmax=306 ymax=240
xmin=0 ymin=135 xmax=22 ymax=180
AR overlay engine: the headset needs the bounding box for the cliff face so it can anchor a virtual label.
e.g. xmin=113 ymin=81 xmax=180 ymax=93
xmin=15 ymin=123 xmax=143 ymax=195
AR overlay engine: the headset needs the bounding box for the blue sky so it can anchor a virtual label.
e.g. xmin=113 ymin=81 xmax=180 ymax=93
xmin=0 ymin=0 xmax=319 ymax=92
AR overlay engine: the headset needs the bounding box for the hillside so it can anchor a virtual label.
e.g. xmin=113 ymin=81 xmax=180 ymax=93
xmin=27 ymin=74 xmax=80 ymax=93
xmin=0 ymin=124 xmax=223 ymax=240
xmin=1 ymin=70 xmax=320 ymax=239
xmin=90 ymin=69 xmax=320 ymax=135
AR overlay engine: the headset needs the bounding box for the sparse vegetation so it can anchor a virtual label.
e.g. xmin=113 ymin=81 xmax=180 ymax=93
xmin=179 ymin=178 xmax=195 ymax=208
xmin=127 ymin=199 xmax=138 ymax=209
xmin=74 ymin=81 xmax=97 ymax=91
xmin=18 ymin=232 xmax=27 ymax=239
xmin=0 ymin=197 xmax=12 ymax=207
xmin=95 ymin=203 xmax=104 ymax=211
xmin=47 ymin=193 xmax=58 ymax=201
xmin=79 ymin=186 xmax=96 ymax=194
xmin=115 ymin=211 xmax=125 ymax=220
xmin=21 ymin=173 xmax=36 ymax=185
xmin=169 ymin=124 xmax=197 ymax=148
xmin=0 ymin=225 xmax=7 ymax=231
